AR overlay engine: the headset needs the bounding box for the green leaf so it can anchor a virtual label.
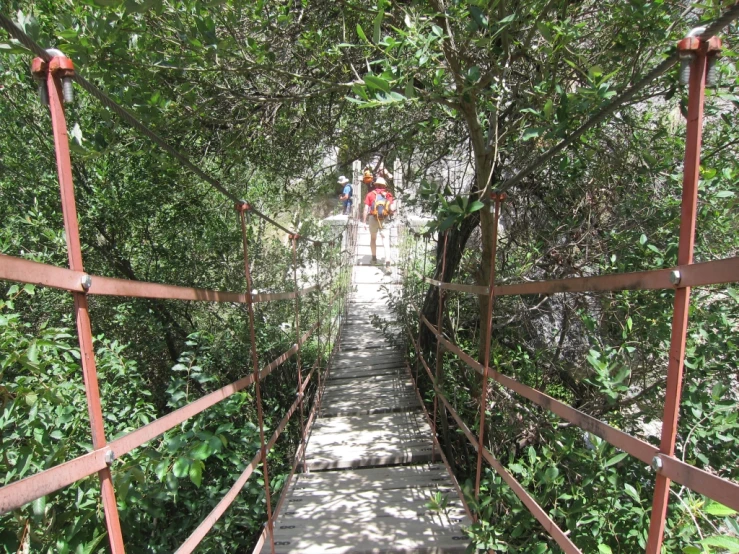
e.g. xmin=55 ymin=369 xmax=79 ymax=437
xmin=190 ymin=441 xmax=213 ymax=461
xmin=543 ymin=466 xmax=559 ymax=483
xmin=172 ymin=457 xmax=190 ymax=478
xmin=682 ymin=547 xmax=702 ymax=554
xmin=468 ymin=201 xmax=485 ymax=213
xmin=0 ymin=42 xmax=29 ymax=54
xmin=588 ymin=65 xmax=604 ymax=79
xmin=189 ymin=460 xmax=203 ymax=487
xmin=469 ymin=6 xmax=488 ymax=28
xmin=537 ymin=22 xmax=551 ymax=42
xmin=639 ymin=234 xmax=647 ymax=245
xmin=522 ymin=127 xmax=545 ymax=141
xmin=50 ymin=430 xmax=64 ymax=440
xmin=704 ymin=502 xmax=737 ymax=517
xmin=604 ymin=452 xmax=628 ymax=467
xmin=32 ymin=496 xmax=46 ymax=518
xmin=543 ymin=99 xmax=553 ymax=119
xmin=356 ymin=24 xmax=367 ymax=42
xmin=598 ymin=545 xmax=613 ymax=554
xmin=405 ymin=79 xmax=415 ymax=99
xmin=26 ymin=341 xmax=39 ymax=365
xmin=155 ymin=461 xmax=168 ymax=482
xmin=624 ymin=483 xmax=641 ymax=503
xmin=373 ymin=10 xmax=384 ymax=43
xmin=715 ymin=191 xmax=735 ymax=198
xmin=700 ymin=536 xmax=739 ymax=552
xmin=364 ymin=75 xmax=390 ymax=93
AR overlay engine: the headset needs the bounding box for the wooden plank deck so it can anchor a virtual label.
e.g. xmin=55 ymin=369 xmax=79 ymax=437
xmin=268 ymin=230 xmax=471 ymax=553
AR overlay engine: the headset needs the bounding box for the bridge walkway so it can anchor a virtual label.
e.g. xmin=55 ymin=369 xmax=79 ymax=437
xmin=269 ymin=225 xmax=471 ymax=553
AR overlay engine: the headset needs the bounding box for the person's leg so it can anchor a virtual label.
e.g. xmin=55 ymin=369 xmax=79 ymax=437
xmin=385 ymin=222 xmax=395 ymax=265
xmin=380 ymin=223 xmax=391 ymax=265
xmin=368 ymin=217 xmax=379 ymax=261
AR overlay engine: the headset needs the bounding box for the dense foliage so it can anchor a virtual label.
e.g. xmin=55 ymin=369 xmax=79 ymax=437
xmin=1 ymin=0 xmax=737 ymax=552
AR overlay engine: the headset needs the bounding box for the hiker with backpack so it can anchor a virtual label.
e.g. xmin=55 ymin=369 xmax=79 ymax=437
xmin=338 ymin=175 xmax=353 ymax=216
xmin=362 ymin=176 xmax=396 ymax=266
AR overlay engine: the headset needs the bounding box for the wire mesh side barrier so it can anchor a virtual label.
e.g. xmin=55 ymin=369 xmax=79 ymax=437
xmin=400 ymin=31 xmax=739 ymax=554
xmin=0 ymin=45 xmax=355 ymax=554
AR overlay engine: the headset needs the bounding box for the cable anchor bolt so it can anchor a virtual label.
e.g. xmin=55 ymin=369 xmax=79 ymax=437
xmin=669 ymin=270 xmax=681 ymax=286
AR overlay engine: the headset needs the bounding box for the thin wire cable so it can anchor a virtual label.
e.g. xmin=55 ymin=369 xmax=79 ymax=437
xmin=0 ymin=13 xmax=315 ymax=243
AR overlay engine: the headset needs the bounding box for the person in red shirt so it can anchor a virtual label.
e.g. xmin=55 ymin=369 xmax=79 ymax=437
xmin=362 ymin=177 xmax=396 ymax=266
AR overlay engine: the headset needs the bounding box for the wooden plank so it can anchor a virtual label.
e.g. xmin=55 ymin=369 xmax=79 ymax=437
xmin=329 ymin=359 xmax=404 ymax=372
xmin=287 ymin=464 xmax=454 ymax=493
xmin=305 ymin=411 xmax=435 ymax=470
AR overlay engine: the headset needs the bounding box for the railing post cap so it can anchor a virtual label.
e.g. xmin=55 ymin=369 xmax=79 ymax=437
xmin=235 ymin=200 xmax=251 ymax=212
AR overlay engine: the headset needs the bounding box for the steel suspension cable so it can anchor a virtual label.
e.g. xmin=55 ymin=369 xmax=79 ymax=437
xmin=498 ymin=2 xmax=739 ymax=193
xmin=0 ymin=13 xmax=315 ymax=244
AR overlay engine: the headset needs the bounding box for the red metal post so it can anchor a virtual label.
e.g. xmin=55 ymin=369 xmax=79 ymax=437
xmin=432 ymin=232 xmax=449 ymax=463
xmin=37 ymin=55 xmax=127 ymax=554
xmin=290 ymin=236 xmax=306 ymax=468
xmin=237 ymin=205 xmax=275 ymax=554
xmin=645 ymin=35 xmax=720 ymax=554
xmin=474 ymin=192 xmax=504 ymax=504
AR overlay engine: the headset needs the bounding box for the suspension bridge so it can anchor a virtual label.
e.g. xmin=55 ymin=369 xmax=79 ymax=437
xmin=1 ymin=7 xmax=739 ymax=554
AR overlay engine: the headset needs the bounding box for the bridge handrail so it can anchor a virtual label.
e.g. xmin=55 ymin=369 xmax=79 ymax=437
xmin=423 ymin=256 xmax=739 ymax=296
xmin=401 ymin=9 xmax=739 ymax=551
xmin=0 ymin=253 xmax=322 ymax=303
xmin=0 ymin=14 xmax=359 ymax=552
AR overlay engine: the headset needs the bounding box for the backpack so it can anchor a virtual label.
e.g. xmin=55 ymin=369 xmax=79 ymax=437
xmin=345 ymin=184 xmax=353 ymax=198
xmin=371 ymin=190 xmax=392 ymax=219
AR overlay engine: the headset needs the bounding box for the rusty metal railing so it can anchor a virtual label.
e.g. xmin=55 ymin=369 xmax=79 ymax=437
xmin=403 ymin=27 xmax=739 ymax=554
xmin=0 ymin=23 xmax=357 ymax=554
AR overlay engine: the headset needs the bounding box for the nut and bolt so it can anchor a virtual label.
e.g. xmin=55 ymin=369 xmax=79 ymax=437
xmin=669 ymin=270 xmax=681 ymax=286
xmin=678 ymin=51 xmax=695 ymax=86
xmin=651 ymin=455 xmax=663 ymax=472
xmin=104 ymin=449 xmax=115 ymax=466
xmin=30 ymin=50 xmax=75 ymax=105
xmin=61 ymin=77 xmax=74 ymax=103
xmin=80 ymin=274 xmax=93 ymax=291
xmin=706 ymin=55 xmax=720 ymax=88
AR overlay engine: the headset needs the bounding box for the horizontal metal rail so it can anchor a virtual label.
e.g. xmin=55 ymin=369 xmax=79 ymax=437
xmin=176 ymin=388 xmax=305 ymax=554
xmin=0 ymin=253 xmax=318 ymax=303
xmin=419 ymin=256 xmax=739 ymax=298
xmin=418 ymin=315 xmax=739 ymax=513
xmin=424 ymin=276 xmax=489 ymax=295
xmin=408 ymin=328 xmax=582 ymax=553
xmin=0 ymin=321 xmax=319 ymax=514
